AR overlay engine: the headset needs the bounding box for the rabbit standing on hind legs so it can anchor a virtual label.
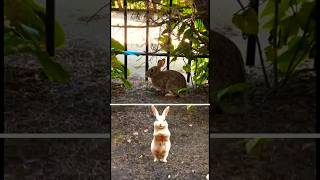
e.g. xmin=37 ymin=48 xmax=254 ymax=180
xmin=151 ymin=105 xmax=171 ymax=163
xmin=146 ymin=59 xmax=187 ymax=97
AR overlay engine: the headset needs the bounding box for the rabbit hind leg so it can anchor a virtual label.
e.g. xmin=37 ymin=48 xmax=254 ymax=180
xmin=153 ymin=154 xmax=159 ymax=162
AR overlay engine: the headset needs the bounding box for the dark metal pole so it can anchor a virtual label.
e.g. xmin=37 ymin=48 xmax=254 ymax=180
xmin=1 ymin=0 xmax=4 ymax=134
xmin=316 ymin=0 xmax=320 ymax=179
xmin=145 ymin=1 xmax=150 ymax=81
xmin=245 ymin=0 xmax=258 ymax=66
xmin=187 ymin=41 xmax=192 ymax=83
xmin=166 ymin=0 xmax=173 ymax=70
xmin=273 ymin=0 xmax=279 ymax=87
xmin=187 ymin=58 xmax=192 ymax=83
xmin=46 ymin=0 xmax=55 ymax=56
xmin=124 ymin=0 xmax=128 ymax=79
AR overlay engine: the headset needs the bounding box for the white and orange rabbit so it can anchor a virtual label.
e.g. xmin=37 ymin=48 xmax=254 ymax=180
xmin=150 ymin=105 xmax=171 ymax=163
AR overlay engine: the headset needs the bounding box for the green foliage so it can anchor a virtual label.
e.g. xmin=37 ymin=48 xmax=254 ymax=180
xmin=232 ymin=8 xmax=259 ymax=35
xmin=192 ymin=58 xmax=209 ymax=86
xmin=4 ymin=0 xmax=69 ymax=83
xmin=232 ymin=0 xmax=315 ymax=87
xmin=111 ymin=57 xmax=132 ymax=88
xmin=217 ymin=83 xmax=248 ymax=102
xmin=161 ymin=0 xmax=209 ymax=86
xmin=261 ymin=0 xmax=316 ymax=76
xmin=186 ymin=105 xmax=194 ymax=112
xmin=111 ymin=38 xmax=132 ymax=88
xmin=111 ymin=38 xmax=125 ymax=52
xmin=177 ymin=87 xmax=192 ymax=95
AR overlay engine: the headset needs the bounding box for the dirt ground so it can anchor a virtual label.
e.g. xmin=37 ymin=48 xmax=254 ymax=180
xmin=111 ymin=106 xmax=209 ymax=180
xmin=4 ymin=139 xmax=109 ymax=179
xmin=212 ymin=64 xmax=316 ymax=133
xmin=111 ymin=78 xmax=209 ymax=104
xmin=4 ymin=39 xmax=110 ymax=133
xmin=211 ymin=139 xmax=316 ymax=180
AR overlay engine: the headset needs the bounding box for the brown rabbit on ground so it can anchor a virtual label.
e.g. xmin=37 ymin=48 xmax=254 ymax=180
xmin=146 ymin=59 xmax=187 ymax=96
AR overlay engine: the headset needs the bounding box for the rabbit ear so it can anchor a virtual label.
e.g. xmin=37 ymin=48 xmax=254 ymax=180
xmin=157 ymin=59 xmax=165 ymax=67
xmin=151 ymin=105 xmax=159 ymax=117
xmin=162 ymin=106 xmax=170 ymax=117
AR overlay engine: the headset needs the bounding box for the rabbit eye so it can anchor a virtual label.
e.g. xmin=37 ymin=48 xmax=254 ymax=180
xmin=151 ymin=69 xmax=154 ymax=72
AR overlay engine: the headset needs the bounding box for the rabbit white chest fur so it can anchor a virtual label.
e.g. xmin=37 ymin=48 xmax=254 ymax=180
xmin=151 ymin=129 xmax=171 ymax=162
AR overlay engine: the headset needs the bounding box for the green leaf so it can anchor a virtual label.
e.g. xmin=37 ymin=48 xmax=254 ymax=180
xmin=186 ymin=105 xmax=193 ymax=112
xmin=264 ymin=45 xmax=276 ymax=63
xmin=182 ymin=28 xmax=193 ymax=41
xmin=177 ymin=22 xmax=187 ymax=37
xmin=217 ymin=83 xmax=248 ymax=101
xmin=54 ymin=21 xmax=66 ymax=48
xmin=33 ymin=50 xmax=70 ymax=83
xmin=4 ymin=0 xmax=44 ymax=30
xmin=177 ymin=87 xmax=192 ymax=94
xmin=232 ymin=8 xmax=259 ymax=35
xmin=245 ymin=138 xmax=263 ymax=154
xmin=260 ymin=0 xmax=275 ymax=18
xmin=4 ymin=31 xmax=34 ymax=55
xmin=296 ymin=1 xmax=315 ymax=29
xmin=277 ymin=37 xmax=310 ymax=73
xmin=111 ymin=38 xmax=125 ymax=51
xmin=4 ymin=0 xmax=65 ymax=48
xmin=183 ymin=64 xmax=191 ymax=73
xmin=111 ymin=56 xmax=132 ymax=87
xmin=194 ymin=19 xmax=205 ymax=32
xmin=121 ymin=77 xmax=133 ymax=88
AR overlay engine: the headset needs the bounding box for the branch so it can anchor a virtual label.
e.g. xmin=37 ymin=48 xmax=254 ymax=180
xmin=86 ymin=2 xmax=110 ymax=23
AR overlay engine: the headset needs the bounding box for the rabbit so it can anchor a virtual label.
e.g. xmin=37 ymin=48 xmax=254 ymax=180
xmin=150 ymin=105 xmax=171 ymax=163
xmin=146 ymin=59 xmax=187 ymax=96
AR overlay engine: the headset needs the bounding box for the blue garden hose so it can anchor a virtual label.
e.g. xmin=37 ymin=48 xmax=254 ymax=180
xmin=111 ymin=48 xmax=141 ymax=56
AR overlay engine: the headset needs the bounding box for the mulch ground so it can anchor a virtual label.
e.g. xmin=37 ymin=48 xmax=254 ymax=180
xmin=211 ymin=139 xmax=315 ymax=180
xmin=111 ymin=106 xmax=209 ymax=180
xmin=4 ymin=139 xmax=109 ymax=180
xmin=4 ymin=39 xmax=110 ymax=133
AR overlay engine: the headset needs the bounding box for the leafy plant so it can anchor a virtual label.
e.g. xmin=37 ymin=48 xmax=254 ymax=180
xmin=159 ymin=0 xmax=209 ymax=87
xmin=111 ymin=38 xmax=133 ymax=88
xmin=261 ymin=0 xmax=315 ymax=86
xmin=216 ymin=83 xmax=249 ymax=102
xmin=177 ymin=87 xmax=193 ymax=95
xmin=232 ymin=0 xmax=316 ymax=88
xmin=4 ymin=0 xmax=70 ymax=83
xmin=232 ymin=8 xmax=259 ymax=35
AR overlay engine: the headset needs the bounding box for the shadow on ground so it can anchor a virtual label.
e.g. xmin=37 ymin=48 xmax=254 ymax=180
xmin=4 ymin=139 xmax=109 ymax=179
xmin=211 ymin=139 xmax=315 ymax=180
